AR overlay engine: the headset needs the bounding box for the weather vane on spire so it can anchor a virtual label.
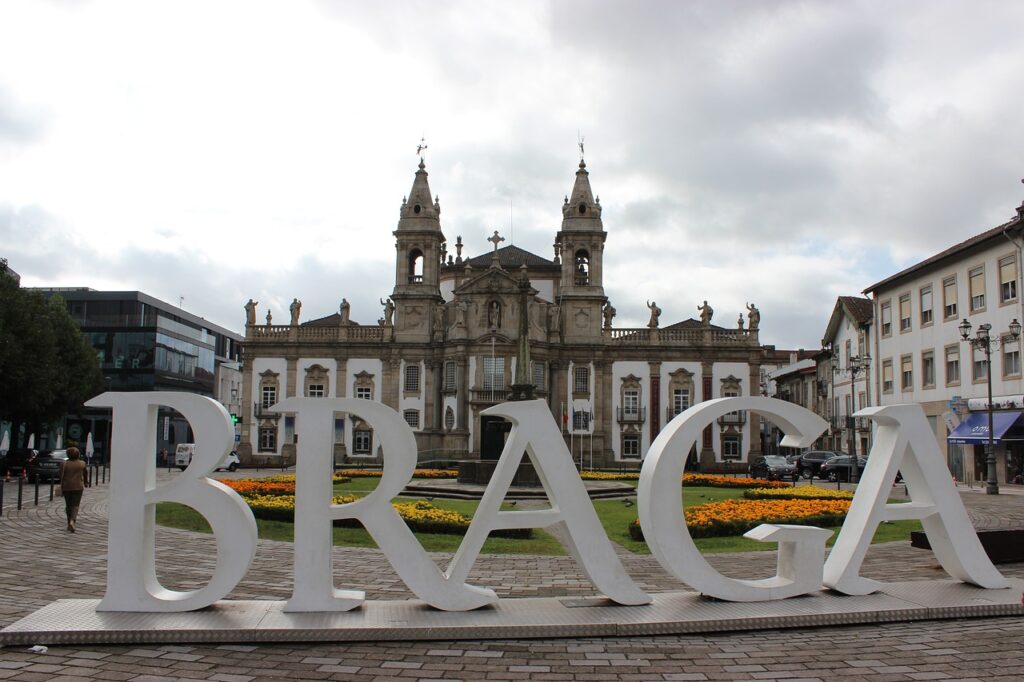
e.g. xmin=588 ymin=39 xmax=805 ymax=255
xmin=417 ymin=136 xmax=428 ymax=162
xmin=578 ymin=132 xmax=585 ymax=161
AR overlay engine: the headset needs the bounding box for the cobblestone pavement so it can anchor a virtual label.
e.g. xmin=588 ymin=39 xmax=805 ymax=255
xmin=1 ymin=472 xmax=1023 ymax=680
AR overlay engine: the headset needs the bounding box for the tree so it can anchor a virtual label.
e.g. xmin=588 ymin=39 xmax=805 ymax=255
xmin=0 ymin=260 xmax=104 ymax=445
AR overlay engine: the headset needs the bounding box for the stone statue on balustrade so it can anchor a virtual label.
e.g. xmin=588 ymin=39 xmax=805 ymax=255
xmin=745 ymin=302 xmax=760 ymax=330
xmin=339 ymin=298 xmax=351 ymax=324
xmin=647 ymin=301 xmax=661 ymax=329
xmin=265 ymin=310 xmax=273 ymax=327
xmin=244 ymin=299 xmax=258 ymax=327
xmin=289 ymin=298 xmax=301 ymax=326
xmin=603 ymin=301 xmax=616 ymax=330
xmin=380 ymin=297 xmax=395 ymax=326
xmin=698 ymin=300 xmax=713 ymax=326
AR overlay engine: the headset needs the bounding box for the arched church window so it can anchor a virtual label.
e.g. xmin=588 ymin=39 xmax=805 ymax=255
xmin=574 ymin=250 xmax=590 ymax=285
xmin=444 ymin=406 xmax=455 ymax=430
xmin=578 ymin=202 xmax=586 ymax=214
xmin=408 ymin=249 xmax=424 ymax=284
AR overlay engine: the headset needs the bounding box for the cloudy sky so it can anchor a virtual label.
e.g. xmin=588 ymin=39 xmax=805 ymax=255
xmin=2 ymin=1 xmax=1023 ymax=349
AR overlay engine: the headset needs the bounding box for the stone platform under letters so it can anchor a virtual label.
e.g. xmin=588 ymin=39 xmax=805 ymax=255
xmin=3 ymin=579 xmax=1023 ymax=646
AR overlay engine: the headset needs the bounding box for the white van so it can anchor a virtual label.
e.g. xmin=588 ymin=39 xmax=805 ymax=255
xmin=174 ymin=444 xmax=240 ymax=472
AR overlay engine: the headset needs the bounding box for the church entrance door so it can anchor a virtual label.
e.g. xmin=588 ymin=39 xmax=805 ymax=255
xmin=479 ymin=416 xmax=511 ymax=460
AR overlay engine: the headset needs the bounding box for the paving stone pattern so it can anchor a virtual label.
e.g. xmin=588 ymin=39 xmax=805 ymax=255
xmin=1 ymin=473 xmax=1024 ymax=680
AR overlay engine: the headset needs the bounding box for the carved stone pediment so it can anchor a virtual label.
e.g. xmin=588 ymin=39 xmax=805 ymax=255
xmin=258 ymin=369 xmax=280 ymax=380
xmin=454 ymin=269 xmax=534 ymax=297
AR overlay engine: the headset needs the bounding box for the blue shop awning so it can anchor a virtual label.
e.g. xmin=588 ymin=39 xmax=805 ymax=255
xmin=947 ymin=411 xmax=1023 ymax=444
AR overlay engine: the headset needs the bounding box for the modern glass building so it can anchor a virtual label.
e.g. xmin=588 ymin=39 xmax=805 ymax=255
xmin=35 ymin=289 xmax=243 ymax=461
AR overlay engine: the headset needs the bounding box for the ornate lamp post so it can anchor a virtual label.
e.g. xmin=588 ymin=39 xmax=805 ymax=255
xmin=833 ymin=353 xmax=871 ymax=484
xmin=959 ymin=317 xmax=1022 ymax=495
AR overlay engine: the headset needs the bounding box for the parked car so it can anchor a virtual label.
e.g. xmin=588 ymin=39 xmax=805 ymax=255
xmin=795 ymin=450 xmax=844 ymax=479
xmin=175 ymin=444 xmax=240 ymax=472
xmin=2 ymin=448 xmax=38 ymax=477
xmin=749 ymin=455 xmax=797 ymax=481
xmin=218 ymin=451 xmax=240 ymax=472
xmin=28 ymin=449 xmax=69 ymax=482
xmin=819 ymin=455 xmax=869 ymax=482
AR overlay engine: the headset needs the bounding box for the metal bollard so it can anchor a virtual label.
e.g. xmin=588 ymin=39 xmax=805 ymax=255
xmin=0 ymin=477 xmax=4 ymax=516
xmin=17 ymin=474 xmax=24 ymax=510
xmin=34 ymin=476 xmax=40 ymax=506
xmin=49 ymin=477 xmax=54 ymax=501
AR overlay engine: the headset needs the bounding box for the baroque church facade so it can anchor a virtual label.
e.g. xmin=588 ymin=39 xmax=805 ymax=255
xmin=238 ymin=157 xmax=768 ymax=471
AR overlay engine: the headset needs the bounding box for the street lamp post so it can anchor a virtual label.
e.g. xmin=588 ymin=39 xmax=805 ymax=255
xmin=832 ymin=352 xmax=871 ymax=485
xmin=959 ymin=317 xmax=1022 ymax=495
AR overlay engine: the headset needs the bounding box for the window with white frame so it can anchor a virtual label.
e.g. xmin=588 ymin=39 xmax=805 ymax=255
xmin=1001 ymin=256 xmax=1018 ymax=303
xmin=404 ymin=364 xmax=420 ymax=392
xmin=403 ymin=409 xmax=420 ymax=429
xmin=973 ymin=346 xmax=988 ymax=382
xmin=353 ymin=430 xmax=372 ymax=455
xmin=261 ymin=385 xmax=277 ymax=409
xmin=622 ymin=434 xmax=640 ymax=459
xmin=258 ymin=427 xmax=276 ymax=452
xmin=943 ymin=276 xmax=958 ymax=319
xmin=483 ymin=356 xmax=504 ymax=391
xmin=901 ymin=355 xmax=913 ymax=391
xmin=623 ymin=389 xmax=640 ymax=418
xmin=922 ymin=350 xmax=935 ymax=388
xmin=572 ymin=409 xmax=590 ymax=431
xmin=920 ymin=286 xmax=933 ymax=325
xmin=882 ymin=359 xmax=893 ymax=393
xmin=969 ymin=266 xmax=985 ymax=312
xmin=443 ymin=361 xmax=456 ymax=391
xmin=881 ymin=301 xmax=892 ymax=337
xmin=1003 ymin=337 xmax=1021 ymax=377
xmin=899 ymin=294 xmax=911 ymax=332
xmin=532 ymin=361 xmax=545 ymax=389
xmin=355 ymin=386 xmax=371 ymax=400
xmin=945 ymin=345 xmax=960 ymax=385
xmin=307 ymin=384 xmax=325 ymax=398
xmin=573 ymin=366 xmax=590 ymax=394
xmin=673 ymin=388 xmax=690 ymax=416
xmin=722 ymin=436 xmax=740 ymax=459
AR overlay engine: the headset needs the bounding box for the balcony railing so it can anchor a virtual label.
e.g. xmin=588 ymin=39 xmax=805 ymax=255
xmin=717 ymin=411 xmax=747 ymax=425
xmin=253 ymin=402 xmax=279 ymax=419
xmin=470 ymin=388 xmax=509 ymax=403
xmin=616 ymin=407 xmax=646 ymax=423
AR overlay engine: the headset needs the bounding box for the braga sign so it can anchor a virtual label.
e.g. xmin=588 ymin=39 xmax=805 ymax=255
xmin=84 ymin=392 xmax=1007 ymax=614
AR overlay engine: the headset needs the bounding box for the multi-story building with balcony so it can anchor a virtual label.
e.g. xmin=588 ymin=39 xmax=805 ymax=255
xmin=863 ymin=196 xmax=1024 ymax=484
xmin=820 ymin=296 xmax=874 ymax=457
xmin=240 ymin=156 xmax=770 ymax=471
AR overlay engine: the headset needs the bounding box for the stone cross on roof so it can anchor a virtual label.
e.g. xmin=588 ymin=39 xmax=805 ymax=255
xmin=488 ymin=230 xmax=505 ymax=268
xmin=416 ymin=136 xmax=428 ymax=161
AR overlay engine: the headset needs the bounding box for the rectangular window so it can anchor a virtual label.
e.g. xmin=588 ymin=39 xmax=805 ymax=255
xmin=922 ymin=351 xmax=935 ymax=388
xmin=945 ymin=346 xmax=960 ymax=385
xmin=880 ymin=301 xmax=892 ymax=337
xmin=307 ymin=384 xmax=325 ymax=398
xmin=532 ymin=361 xmax=545 ymax=388
xmin=258 ymin=427 xmax=276 ymax=452
xmin=722 ymin=436 xmax=741 ymax=459
xmin=899 ymin=294 xmax=912 ymax=332
xmin=920 ymin=286 xmax=933 ymax=325
xmin=573 ymin=366 xmax=590 ymax=394
xmin=355 ymin=386 xmax=372 ymax=400
xmin=404 ymin=364 xmax=420 ymax=392
xmin=623 ymin=389 xmax=639 ymax=417
xmin=943 ymin=276 xmax=958 ymax=319
xmin=483 ymin=356 xmax=504 ymax=391
xmin=1000 ymin=256 xmax=1017 ymax=303
xmin=973 ymin=346 xmax=988 ymax=382
xmin=403 ymin=409 xmax=420 ymax=429
xmin=622 ymin=434 xmax=640 ymax=459
xmin=845 ymin=339 xmax=852 ymax=365
xmin=673 ymin=388 xmax=690 ymax=415
xmin=353 ymin=430 xmax=372 ymax=455
xmin=969 ymin=266 xmax=985 ymax=312
xmin=444 ymin=361 xmax=456 ymax=391
xmin=882 ymin=360 xmax=894 ymax=393
xmin=1003 ymin=337 xmax=1021 ymax=377
xmin=261 ymin=385 xmax=277 ymax=409
xmin=901 ymin=356 xmax=917 ymax=387
xmin=572 ymin=409 xmax=591 ymax=431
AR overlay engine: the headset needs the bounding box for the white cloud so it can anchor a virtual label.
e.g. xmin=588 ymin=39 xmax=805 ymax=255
xmin=2 ymin=0 xmax=1024 ymax=347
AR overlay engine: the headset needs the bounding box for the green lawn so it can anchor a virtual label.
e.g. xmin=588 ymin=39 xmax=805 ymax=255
xmin=155 ymin=479 xmax=922 ymax=556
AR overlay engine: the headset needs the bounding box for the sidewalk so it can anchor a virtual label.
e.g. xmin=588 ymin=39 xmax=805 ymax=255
xmin=1 ymin=470 xmax=1023 ymax=680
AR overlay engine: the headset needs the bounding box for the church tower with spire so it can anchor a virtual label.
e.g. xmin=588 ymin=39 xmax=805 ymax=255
xmin=391 ymin=158 xmax=446 ymax=342
xmin=554 ymin=155 xmax=608 ymax=340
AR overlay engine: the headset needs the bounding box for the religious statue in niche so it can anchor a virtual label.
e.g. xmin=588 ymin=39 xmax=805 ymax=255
xmin=289 ymin=298 xmax=301 ymax=326
xmin=455 ymin=300 xmax=468 ymax=328
xmin=380 ymin=298 xmax=395 ymax=326
xmin=698 ymin=300 xmax=714 ymax=326
xmin=548 ymin=304 xmax=561 ymax=333
xmin=647 ymin=300 xmax=661 ymax=329
xmin=603 ymin=301 xmax=616 ymax=330
xmin=746 ymin=302 xmax=760 ymax=330
xmin=432 ymin=305 xmax=445 ymax=338
xmin=244 ymin=299 xmax=258 ymax=327
xmin=488 ymin=300 xmax=501 ymax=328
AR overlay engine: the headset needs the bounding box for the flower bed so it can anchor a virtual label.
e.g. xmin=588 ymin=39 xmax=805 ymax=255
xmin=336 ymin=469 xmax=458 ymax=479
xmin=682 ymin=474 xmax=790 ymax=489
xmin=580 ymin=471 xmax=640 ymax=481
xmin=743 ymin=485 xmax=854 ymax=501
xmin=628 ymin=498 xmax=851 ymax=540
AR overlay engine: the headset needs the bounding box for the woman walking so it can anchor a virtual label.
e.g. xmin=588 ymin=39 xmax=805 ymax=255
xmin=58 ymin=446 xmax=89 ymax=532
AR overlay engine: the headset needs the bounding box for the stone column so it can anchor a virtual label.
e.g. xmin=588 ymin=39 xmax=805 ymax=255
xmin=548 ymin=360 xmax=565 ymax=428
xmin=595 ymin=359 xmax=613 ymax=466
xmin=649 ymin=360 xmax=662 ymax=443
xmin=382 ymin=357 xmax=400 ymax=410
xmin=457 ymin=356 xmax=469 ymax=431
xmin=239 ymin=355 xmax=254 ymax=458
xmin=427 ymin=360 xmax=442 ymax=431
xmin=747 ymin=361 xmax=763 ymax=457
xmin=285 ymin=356 xmax=298 ymax=398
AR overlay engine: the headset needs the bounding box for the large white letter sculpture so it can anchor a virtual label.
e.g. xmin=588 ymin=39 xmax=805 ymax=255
xmin=445 ymin=400 xmax=651 ymax=606
xmin=824 ymin=404 xmax=1007 ymax=594
xmin=278 ymin=397 xmax=496 ymax=612
xmin=86 ymin=392 xmax=258 ymax=612
xmin=639 ymin=397 xmax=833 ymax=601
